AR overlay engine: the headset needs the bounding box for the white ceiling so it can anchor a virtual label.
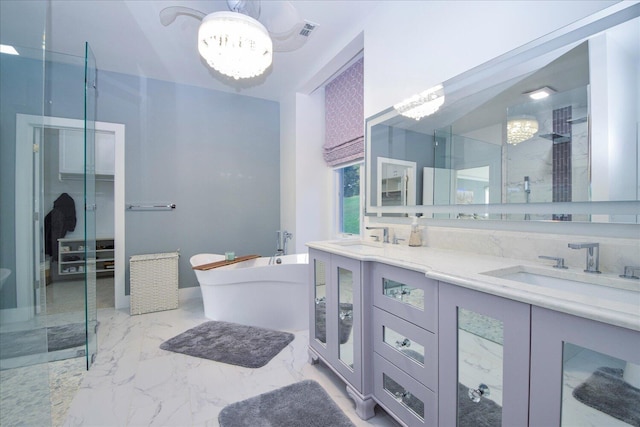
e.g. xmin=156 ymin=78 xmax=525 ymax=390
xmin=1 ymin=0 xmax=379 ymax=101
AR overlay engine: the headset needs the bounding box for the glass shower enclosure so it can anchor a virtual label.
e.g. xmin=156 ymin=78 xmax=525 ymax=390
xmin=0 ymin=17 xmax=99 ymax=424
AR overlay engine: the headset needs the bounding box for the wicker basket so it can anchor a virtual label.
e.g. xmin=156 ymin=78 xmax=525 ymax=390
xmin=130 ymin=252 xmax=179 ymax=315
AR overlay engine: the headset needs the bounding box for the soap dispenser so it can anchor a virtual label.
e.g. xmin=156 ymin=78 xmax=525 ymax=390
xmin=408 ymin=215 xmax=422 ymax=247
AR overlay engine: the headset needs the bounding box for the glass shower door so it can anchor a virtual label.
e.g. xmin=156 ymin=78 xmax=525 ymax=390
xmin=84 ymin=42 xmax=98 ymax=368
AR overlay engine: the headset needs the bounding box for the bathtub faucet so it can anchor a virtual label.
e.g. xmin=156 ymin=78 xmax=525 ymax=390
xmin=276 ymin=230 xmax=293 ymax=256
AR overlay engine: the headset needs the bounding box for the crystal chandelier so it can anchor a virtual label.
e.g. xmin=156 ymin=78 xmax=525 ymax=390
xmin=394 ymin=84 xmax=445 ymax=120
xmin=198 ymin=11 xmax=273 ymax=80
xmin=507 ymin=116 xmax=539 ymax=145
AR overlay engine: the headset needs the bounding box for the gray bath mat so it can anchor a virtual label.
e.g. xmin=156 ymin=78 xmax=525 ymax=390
xmin=0 ymin=323 xmax=85 ymax=359
xmin=218 ymin=379 xmax=355 ymax=427
xmin=573 ymin=366 xmax=640 ymax=426
xmin=159 ymin=321 xmax=294 ymax=368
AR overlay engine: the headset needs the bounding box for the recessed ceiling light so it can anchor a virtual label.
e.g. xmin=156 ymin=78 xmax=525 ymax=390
xmin=0 ymin=44 xmax=19 ymax=55
xmin=526 ymin=86 xmax=556 ymax=100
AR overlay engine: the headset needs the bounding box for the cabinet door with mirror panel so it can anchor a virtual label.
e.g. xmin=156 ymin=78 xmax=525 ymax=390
xmin=530 ymin=307 xmax=640 ymax=427
xmin=439 ymin=282 xmax=531 ymax=427
xmin=308 ymin=249 xmax=365 ymax=393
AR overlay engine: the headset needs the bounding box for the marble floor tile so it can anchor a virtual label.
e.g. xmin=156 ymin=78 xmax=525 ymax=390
xmin=0 ymin=356 xmax=86 ymax=427
xmin=4 ymin=297 xmax=636 ymax=427
xmin=63 ymin=299 xmax=400 ymax=427
xmin=49 ymin=358 xmax=87 ymax=427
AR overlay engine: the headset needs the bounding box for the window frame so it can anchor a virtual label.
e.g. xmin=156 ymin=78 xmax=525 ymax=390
xmin=333 ymin=161 xmax=364 ymax=238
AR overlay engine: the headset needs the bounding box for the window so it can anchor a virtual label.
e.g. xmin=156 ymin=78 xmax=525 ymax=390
xmin=336 ymin=163 xmax=362 ymax=235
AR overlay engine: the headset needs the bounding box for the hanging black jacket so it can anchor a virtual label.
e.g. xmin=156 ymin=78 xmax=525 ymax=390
xmin=44 ymin=193 xmax=77 ymax=260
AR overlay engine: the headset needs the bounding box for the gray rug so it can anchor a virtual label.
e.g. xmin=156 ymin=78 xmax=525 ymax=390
xmin=0 ymin=323 xmax=85 ymax=359
xmin=160 ymin=321 xmax=294 ymax=368
xmin=218 ymin=379 xmax=355 ymax=427
xmin=573 ymin=366 xmax=640 ymax=426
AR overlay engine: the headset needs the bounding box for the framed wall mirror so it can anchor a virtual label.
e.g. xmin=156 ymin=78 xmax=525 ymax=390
xmin=365 ymin=3 xmax=639 ymax=223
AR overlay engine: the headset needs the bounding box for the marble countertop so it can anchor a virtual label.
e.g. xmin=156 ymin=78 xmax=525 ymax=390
xmin=307 ymin=240 xmax=640 ymax=332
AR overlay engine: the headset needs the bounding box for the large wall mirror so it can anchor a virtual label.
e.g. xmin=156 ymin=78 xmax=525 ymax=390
xmin=366 ymin=4 xmax=639 ymax=223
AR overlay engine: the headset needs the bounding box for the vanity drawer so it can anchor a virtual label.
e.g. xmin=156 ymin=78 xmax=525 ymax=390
xmin=373 ymin=353 xmax=437 ymax=427
xmin=373 ymin=307 xmax=437 ymax=391
xmin=371 ymin=263 xmax=437 ymax=332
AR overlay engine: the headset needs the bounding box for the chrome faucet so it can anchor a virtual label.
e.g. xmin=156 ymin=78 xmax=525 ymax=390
xmin=366 ymin=226 xmax=389 ymax=243
xmin=620 ymin=266 xmax=640 ymax=279
xmin=568 ymin=242 xmax=600 ymax=273
xmin=392 ymin=236 xmax=405 ymax=245
xmin=538 ymin=255 xmax=567 ymax=269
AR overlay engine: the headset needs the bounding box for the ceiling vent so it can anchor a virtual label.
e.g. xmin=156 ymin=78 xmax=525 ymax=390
xmin=300 ymin=22 xmax=317 ymax=37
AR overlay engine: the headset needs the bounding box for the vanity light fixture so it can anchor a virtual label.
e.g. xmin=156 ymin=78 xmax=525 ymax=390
xmin=0 ymin=44 xmax=19 ymax=55
xmin=526 ymin=86 xmax=556 ymax=100
xmin=507 ymin=116 xmax=539 ymax=145
xmin=394 ymin=84 xmax=445 ymax=120
xmin=198 ymin=11 xmax=273 ymax=80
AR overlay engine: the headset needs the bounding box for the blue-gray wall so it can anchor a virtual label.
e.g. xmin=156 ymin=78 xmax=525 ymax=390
xmin=97 ymin=70 xmax=280 ymax=291
xmin=1 ymin=53 xmax=280 ymax=308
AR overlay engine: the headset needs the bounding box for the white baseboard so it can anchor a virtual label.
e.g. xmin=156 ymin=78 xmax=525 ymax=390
xmin=179 ymin=286 xmax=202 ymax=301
xmin=115 ymin=286 xmax=201 ymax=311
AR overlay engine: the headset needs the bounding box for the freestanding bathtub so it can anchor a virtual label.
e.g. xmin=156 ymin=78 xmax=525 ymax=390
xmin=190 ymin=253 xmax=309 ymax=331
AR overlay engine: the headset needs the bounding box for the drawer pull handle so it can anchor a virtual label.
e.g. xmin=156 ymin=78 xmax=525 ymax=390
xmin=394 ymin=390 xmax=411 ymax=403
xmin=395 ymin=338 xmax=411 ymax=349
xmin=468 ymin=383 xmax=490 ymax=403
xmin=386 ymin=287 xmax=412 ymax=299
xmin=340 ymin=310 xmax=353 ymax=320
xmin=314 ymin=297 xmax=326 ymax=305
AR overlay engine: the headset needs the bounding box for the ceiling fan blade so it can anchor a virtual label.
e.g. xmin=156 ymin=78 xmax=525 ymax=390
xmin=226 ymin=0 xmax=261 ymax=20
xmin=258 ymin=0 xmax=317 ymax=52
xmin=259 ymin=1 xmax=300 ymax=35
xmin=159 ymin=6 xmax=206 ymax=26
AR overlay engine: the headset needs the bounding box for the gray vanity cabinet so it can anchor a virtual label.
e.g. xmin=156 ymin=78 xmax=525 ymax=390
xmin=529 ymin=307 xmax=640 ymax=427
xmin=308 ymin=245 xmax=640 ymax=426
xmin=307 ymin=249 xmax=375 ymax=419
xmin=371 ymin=263 xmax=438 ymax=426
xmin=438 ymin=282 xmax=531 ymax=427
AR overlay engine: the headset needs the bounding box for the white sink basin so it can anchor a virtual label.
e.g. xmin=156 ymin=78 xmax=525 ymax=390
xmin=330 ymin=240 xmax=383 ymax=251
xmin=483 ymin=266 xmax=640 ymax=305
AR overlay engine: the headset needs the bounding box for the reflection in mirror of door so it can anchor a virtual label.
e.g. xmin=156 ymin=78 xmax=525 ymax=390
xmin=377 ymin=157 xmax=417 ymax=207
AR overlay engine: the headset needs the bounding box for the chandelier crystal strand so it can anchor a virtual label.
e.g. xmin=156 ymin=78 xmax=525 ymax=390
xmin=198 ymin=12 xmax=273 ymax=80
xmin=507 ymin=116 xmax=539 ymax=144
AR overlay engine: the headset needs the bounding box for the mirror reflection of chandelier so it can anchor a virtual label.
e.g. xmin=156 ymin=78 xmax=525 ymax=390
xmin=507 ymin=116 xmax=539 ymax=145
xmin=198 ymin=11 xmax=273 ymax=80
xmin=394 ymin=84 xmax=445 ymax=120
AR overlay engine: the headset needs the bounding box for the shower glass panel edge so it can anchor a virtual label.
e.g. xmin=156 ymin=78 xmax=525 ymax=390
xmin=84 ymin=41 xmax=98 ymax=369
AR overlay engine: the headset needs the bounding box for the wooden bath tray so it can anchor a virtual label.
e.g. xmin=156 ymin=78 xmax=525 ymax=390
xmin=192 ymin=254 xmax=261 ymax=271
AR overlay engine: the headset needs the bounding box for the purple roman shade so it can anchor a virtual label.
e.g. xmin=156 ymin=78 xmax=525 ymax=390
xmin=324 ymin=57 xmax=364 ymax=166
